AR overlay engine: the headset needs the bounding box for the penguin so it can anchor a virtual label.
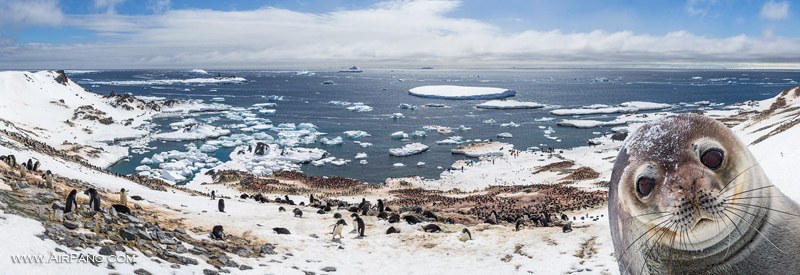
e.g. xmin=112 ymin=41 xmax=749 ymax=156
xmin=44 ymin=170 xmax=54 ymax=189
xmin=211 ymin=225 xmax=225 ymax=240
xmin=422 ymin=224 xmax=442 ymax=233
xmin=458 ymin=228 xmax=472 ymax=242
xmin=19 ymin=164 xmax=28 ymax=177
xmin=561 ymin=213 xmax=569 ymax=221
xmin=386 ymin=226 xmax=400 ymax=234
xmin=317 ymin=209 xmax=325 ymax=214
xmin=210 ymin=190 xmax=216 ymax=200
xmin=333 ymin=212 xmax=342 ymax=219
xmin=26 ymin=159 xmax=33 ymax=171
xmin=278 ymin=206 xmax=286 ymax=212
xmin=293 ymin=208 xmax=303 ymax=218
xmin=240 ymin=193 xmax=249 ymax=199
xmin=33 ymin=160 xmax=40 ymax=172
xmin=377 ymin=199 xmax=384 ymax=213
xmin=65 ymin=189 xmax=78 ymax=213
xmin=388 ymin=213 xmax=400 ymax=223
xmin=403 ymin=215 xmax=421 ymax=225
xmin=273 ymin=227 xmax=291 ymax=235
xmin=84 ymin=188 xmax=101 ymax=212
xmin=218 ymin=199 xmax=225 ymax=213
xmin=422 ymin=210 xmax=437 ymax=220
xmin=310 ymin=194 xmax=316 ymax=205
xmin=515 ymin=218 xmax=526 ymax=231
xmin=332 ymin=219 xmax=347 ymax=240
xmin=360 ymin=200 xmax=371 ymax=216
xmin=562 ymin=221 xmax=573 ymax=233
xmin=119 ymin=188 xmax=127 ymax=207
xmin=354 ymin=216 xmax=365 ymax=237
xmin=357 ymin=198 xmax=367 ymax=210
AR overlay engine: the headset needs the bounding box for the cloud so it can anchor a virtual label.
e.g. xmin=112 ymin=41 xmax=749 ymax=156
xmin=1 ymin=0 xmax=800 ymax=69
xmin=94 ymin=0 xmax=125 ymax=14
xmin=760 ymin=1 xmax=790 ymax=20
xmin=0 ymin=0 xmax=64 ymax=26
xmin=147 ymin=0 xmax=170 ymax=13
xmin=685 ymin=0 xmax=719 ymax=17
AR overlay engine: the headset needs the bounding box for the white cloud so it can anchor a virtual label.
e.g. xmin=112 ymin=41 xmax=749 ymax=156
xmin=760 ymin=1 xmax=790 ymax=20
xmin=685 ymin=0 xmax=719 ymax=17
xmin=147 ymin=0 xmax=170 ymax=13
xmin=94 ymin=0 xmax=125 ymax=14
xmin=0 ymin=0 xmax=64 ymax=26
xmin=1 ymin=0 xmax=800 ymax=69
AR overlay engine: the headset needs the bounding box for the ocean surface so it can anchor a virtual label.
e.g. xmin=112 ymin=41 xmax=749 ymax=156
xmin=70 ymin=69 xmax=799 ymax=183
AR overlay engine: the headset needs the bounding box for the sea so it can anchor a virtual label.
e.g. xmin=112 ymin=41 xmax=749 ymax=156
xmin=69 ymin=69 xmax=799 ymax=184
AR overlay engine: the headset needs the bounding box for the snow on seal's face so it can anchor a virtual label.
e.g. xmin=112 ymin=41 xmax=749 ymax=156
xmin=608 ymin=113 xmax=772 ymax=273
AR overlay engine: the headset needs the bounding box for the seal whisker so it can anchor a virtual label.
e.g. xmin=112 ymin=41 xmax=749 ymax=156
xmin=618 ymin=217 xmax=673 ymax=262
xmin=724 ymin=207 xmax=786 ymax=254
xmin=620 ymin=211 xmax=671 ymax=223
xmin=724 ymin=185 xmax=775 ymax=199
xmin=719 ymin=162 xmax=761 ymax=194
xmin=725 ymin=202 xmax=800 ymax=218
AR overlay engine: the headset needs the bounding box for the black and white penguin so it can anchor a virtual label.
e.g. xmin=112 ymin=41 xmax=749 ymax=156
xmin=84 ymin=188 xmax=101 ymax=212
xmin=354 ymin=216 xmax=365 ymax=237
xmin=377 ymin=199 xmax=384 ymax=213
xmin=360 ymin=200 xmax=371 ymax=216
xmin=240 ymin=193 xmax=249 ymax=199
xmin=386 ymin=226 xmax=400 ymax=234
xmin=44 ymin=170 xmax=54 ymax=188
xmin=422 ymin=224 xmax=442 ymax=233
xmin=515 ymin=218 xmax=526 ymax=231
xmin=459 ymin=228 xmax=472 ymax=242
xmin=293 ymin=208 xmax=303 ymax=218
xmin=218 ymin=198 xmax=225 ymax=213
xmin=26 ymin=159 xmax=33 ymax=171
xmin=562 ymin=221 xmax=573 ymax=233
xmin=210 ymin=190 xmax=216 ymax=200
xmin=65 ymin=189 xmax=78 ymax=213
xmin=211 ymin=225 xmax=225 ymax=240
xmin=273 ymin=227 xmax=291 ymax=235
xmin=332 ymin=219 xmax=347 ymax=240
xmin=32 ymin=160 xmax=40 ymax=172
xmin=357 ymin=198 xmax=367 ymax=210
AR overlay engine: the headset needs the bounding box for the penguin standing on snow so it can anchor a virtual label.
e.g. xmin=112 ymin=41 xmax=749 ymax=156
xmin=332 ymin=219 xmax=347 ymax=240
xmin=459 ymin=228 xmax=472 ymax=242
xmin=377 ymin=199 xmax=384 ymax=213
xmin=211 ymin=190 xmax=216 ymax=200
xmin=218 ymin=198 xmax=225 ymax=213
xmin=354 ymin=216 xmax=365 ymax=238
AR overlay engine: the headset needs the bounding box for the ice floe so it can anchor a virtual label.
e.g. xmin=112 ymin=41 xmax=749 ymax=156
xmin=389 ymin=143 xmax=429 ymax=156
xmin=476 ymin=100 xmax=545 ymax=109
xmin=409 ymin=85 xmax=516 ymax=100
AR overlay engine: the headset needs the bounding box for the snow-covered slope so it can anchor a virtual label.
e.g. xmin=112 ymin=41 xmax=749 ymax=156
xmin=0 ymin=70 xmax=155 ymax=167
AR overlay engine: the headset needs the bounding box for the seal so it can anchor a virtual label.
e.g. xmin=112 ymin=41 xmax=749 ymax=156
xmin=609 ymin=113 xmax=800 ymax=274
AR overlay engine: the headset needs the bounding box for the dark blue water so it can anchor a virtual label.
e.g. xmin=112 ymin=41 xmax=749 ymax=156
xmin=71 ymin=69 xmax=799 ymax=183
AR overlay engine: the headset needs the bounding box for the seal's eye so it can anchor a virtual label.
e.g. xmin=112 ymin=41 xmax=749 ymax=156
xmin=701 ymin=148 xmax=724 ymax=170
xmin=636 ymin=177 xmax=656 ymax=197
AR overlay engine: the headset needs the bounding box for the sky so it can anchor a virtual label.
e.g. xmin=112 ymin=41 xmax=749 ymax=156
xmin=0 ymin=0 xmax=799 ymax=69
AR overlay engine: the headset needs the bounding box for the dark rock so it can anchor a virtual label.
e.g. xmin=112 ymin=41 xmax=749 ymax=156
xmin=203 ymin=269 xmax=219 ymax=275
xmin=131 ymin=195 xmax=144 ymax=201
xmin=178 ymin=255 xmax=198 ymax=265
xmin=322 ymin=266 xmax=337 ymax=272
xmin=84 ymin=221 xmax=96 ymax=229
xmin=233 ymin=246 xmax=254 ymax=257
xmin=63 ymin=220 xmax=81 ymax=230
xmin=121 ymin=214 xmax=141 ymax=224
xmin=174 ymin=227 xmax=186 ymax=235
xmin=35 ymin=192 xmax=56 ymax=203
xmin=63 ymin=237 xmax=82 ymax=248
xmin=239 ymin=265 xmax=253 ymax=271
xmin=64 ymin=213 xmax=77 ymax=221
xmin=54 ymin=70 xmax=69 ymax=85
xmin=303 ymin=271 xmax=316 ymax=275
xmin=309 ymin=234 xmax=319 ymax=239
xmin=173 ymin=244 xmax=188 ymax=254
xmin=98 ymin=246 xmax=115 ymax=256
xmin=133 ymin=268 xmax=152 ymax=275
xmin=119 ymin=227 xmax=139 ymax=241
xmin=611 ymin=132 xmax=628 ymax=141
xmin=260 ymin=244 xmax=277 ymax=255
xmin=157 ymin=231 xmax=177 ymax=245
xmin=190 ymin=247 xmax=208 ymax=255
xmin=137 ymin=229 xmax=153 ymax=240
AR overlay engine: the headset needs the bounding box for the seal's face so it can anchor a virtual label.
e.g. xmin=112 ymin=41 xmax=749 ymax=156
xmin=610 ymin=114 xmax=769 ymax=271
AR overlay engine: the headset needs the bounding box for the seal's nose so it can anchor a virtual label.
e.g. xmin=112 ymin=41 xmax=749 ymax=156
xmin=670 ymin=165 xmax=717 ymax=201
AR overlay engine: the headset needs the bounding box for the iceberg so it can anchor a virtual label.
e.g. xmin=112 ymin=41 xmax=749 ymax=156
xmin=391 ymin=113 xmax=405 ymax=119
xmin=389 ymin=143 xmax=429 ymax=157
xmin=556 ymin=119 xmax=626 ymax=128
xmin=344 ymin=130 xmax=371 ymax=139
xmin=346 ymin=102 xmax=373 ymax=112
xmin=391 ymin=131 xmax=409 ymax=140
xmin=355 ymin=153 xmax=368 ymax=159
xmin=320 ymin=136 xmax=344 ymax=146
xmin=409 ymin=85 xmax=516 ymax=100
xmin=393 ymin=163 xmax=405 ymax=167
xmin=476 ymin=100 xmax=545 ymax=109
xmin=497 ymin=132 xmax=513 ymax=138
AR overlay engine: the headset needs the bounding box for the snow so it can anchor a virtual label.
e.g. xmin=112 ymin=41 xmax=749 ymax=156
xmin=451 ymin=142 xmax=509 ymax=157
xmin=388 ymin=143 xmax=429 ymax=156
xmin=191 ymin=69 xmax=209 ymax=74
xmin=476 ymin=100 xmax=545 ymax=109
xmin=409 ymin=85 xmax=516 ymax=100
xmin=496 ymin=132 xmax=513 ymax=138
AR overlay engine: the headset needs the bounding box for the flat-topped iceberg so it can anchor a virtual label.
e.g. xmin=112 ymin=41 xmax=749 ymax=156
xmin=343 ymin=130 xmax=371 ymax=139
xmin=153 ymin=124 xmax=231 ymax=141
xmin=89 ymin=77 xmax=247 ymax=86
xmin=409 ymin=85 xmax=516 ymax=100
xmin=557 ymin=119 xmax=627 ymax=128
xmin=346 ymin=102 xmax=373 ymax=112
xmin=551 ymin=101 xmax=671 ymax=116
xmin=476 ymin=100 xmax=545 ymax=109
xmin=389 ymin=143 xmax=429 ymax=156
